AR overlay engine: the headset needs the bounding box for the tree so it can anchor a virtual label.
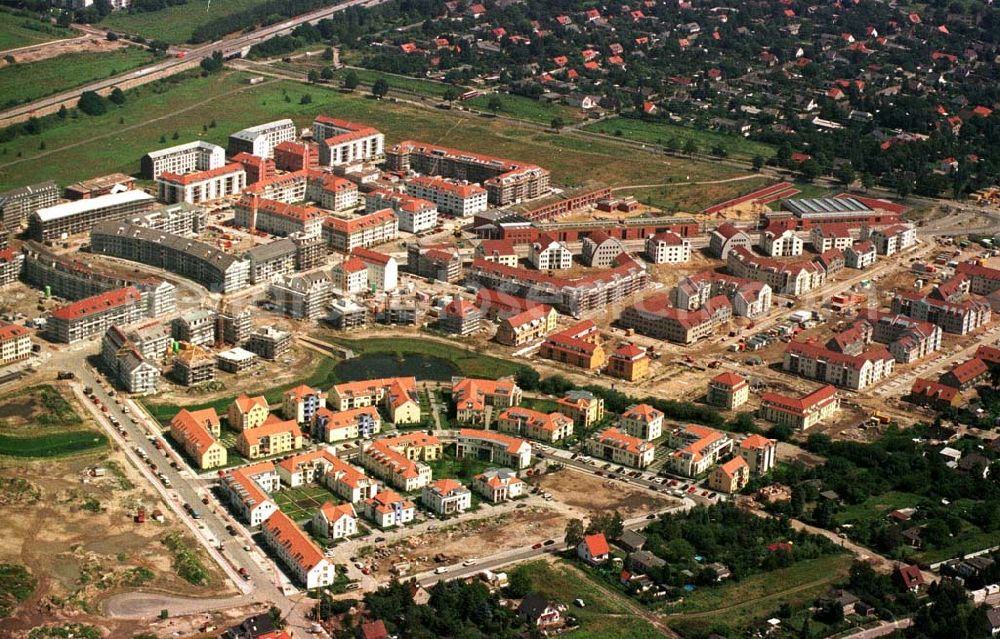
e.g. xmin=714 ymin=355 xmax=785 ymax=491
xmin=550 ymin=117 xmax=564 ymax=130
xmin=300 ymin=93 xmax=313 ymax=105
xmin=57 ymin=105 xmax=68 ymax=119
xmin=605 ymin=511 xmax=624 ymax=540
xmin=371 ymin=78 xmax=389 ymax=99
xmin=443 ymin=87 xmax=459 ymax=102
xmin=320 ymin=66 xmax=334 ymax=81
xmin=507 ymin=565 xmax=533 ymax=598
xmin=322 ymin=46 xmax=334 ymax=61
xmin=159 ymin=135 xmax=166 ymax=144
xmin=106 ymin=31 xmax=118 ymax=41
xmin=564 ymin=519 xmax=585 ymax=547
xmin=488 ymin=95 xmax=502 ymax=112
xmin=77 ymin=91 xmax=107 ymax=116
xmin=799 ymin=159 xmax=822 ymax=182
xmin=752 ymin=155 xmax=765 ymax=171
xmin=343 ymin=70 xmax=360 ymax=90
xmin=834 ymin=165 xmax=856 ymax=186
xmin=683 ymin=139 xmax=698 ymax=155
xmin=307 ymin=69 xmax=320 ymax=84
xmin=514 ymin=367 xmax=540 ymax=391
xmin=171 ymin=131 xmax=179 ymax=140
xmin=109 ymin=87 xmax=126 ymax=106
xmin=861 ymin=172 xmax=875 ymax=191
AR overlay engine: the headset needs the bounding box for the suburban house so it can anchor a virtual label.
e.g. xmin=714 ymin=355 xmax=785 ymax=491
xmin=311 ymin=502 xmax=359 ymax=541
xmin=228 ymin=394 xmax=270 ymax=431
xmin=577 ymin=533 xmax=610 ymax=565
xmin=421 ymin=479 xmax=473 ymax=516
xmin=472 ymin=468 xmax=525 ymax=502
xmin=452 ymin=377 xmax=523 ymax=427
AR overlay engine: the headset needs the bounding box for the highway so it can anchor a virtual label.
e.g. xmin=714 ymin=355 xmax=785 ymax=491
xmin=0 ymin=0 xmax=386 ymax=126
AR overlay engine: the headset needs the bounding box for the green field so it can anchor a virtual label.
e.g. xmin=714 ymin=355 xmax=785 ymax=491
xmin=832 ymin=491 xmax=923 ymax=527
xmin=0 ymin=10 xmax=73 ymax=51
xmin=0 ymin=47 xmax=158 ymax=108
xmin=0 ymin=69 xmax=749 ymax=206
xmin=100 ymin=0 xmax=272 ymax=43
xmin=273 ymin=484 xmax=340 ymax=521
xmin=424 ymin=446 xmax=493 ymax=481
xmin=583 ymin=117 xmax=776 ymax=159
xmin=0 ymin=431 xmax=108 ymax=458
xmin=664 ymin=555 xmax=853 ymax=635
xmin=0 ymin=385 xmax=107 ymax=458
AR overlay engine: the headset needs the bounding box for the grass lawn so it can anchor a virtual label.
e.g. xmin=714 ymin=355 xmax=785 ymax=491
xmin=463 ymin=93 xmax=583 ymax=126
xmin=0 ymin=69 xmax=743 ymax=197
xmin=272 ymin=484 xmax=339 ymax=521
xmin=143 ymin=353 xmax=339 ymax=424
xmin=914 ymin=528 xmax=999 ymax=565
xmin=324 ymin=336 xmax=530 ymax=381
xmin=0 ymin=47 xmax=158 ymax=108
xmin=0 ymin=431 xmax=107 ymax=458
xmin=0 ymin=10 xmax=74 ymax=51
xmin=664 ymin=554 xmax=853 ymax=635
xmin=424 ymin=446 xmax=493 ymax=480
xmin=832 ymin=491 xmax=923 ymax=527
xmin=566 ymin=617 xmax=664 ymax=639
xmin=100 ymin=0 xmax=272 ymax=43
xmin=521 ymin=397 xmax=563 ymax=414
xmin=584 ymin=117 xmax=776 ymax=159
xmin=0 ymin=384 xmax=107 ymax=458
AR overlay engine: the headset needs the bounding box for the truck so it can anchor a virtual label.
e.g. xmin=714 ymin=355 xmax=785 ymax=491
xmin=56 ymin=370 xmax=75 ymax=380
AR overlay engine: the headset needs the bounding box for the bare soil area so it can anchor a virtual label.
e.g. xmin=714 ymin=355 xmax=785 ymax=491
xmin=531 ymin=470 xmax=679 ymax=519
xmin=5 ymin=36 xmax=127 ymax=64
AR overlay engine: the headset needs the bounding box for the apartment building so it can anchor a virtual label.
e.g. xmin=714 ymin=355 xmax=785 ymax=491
xmin=407 ymin=243 xmax=463 ymax=282
xmin=421 ymin=479 xmax=472 ymax=516
xmin=861 ymin=312 xmax=942 ymax=363
xmin=90 ymin=221 xmax=251 ymax=293
xmin=606 ymin=343 xmax=649 ymax=382
xmin=360 ymin=434 xmax=437 ymax=492
xmin=273 ymin=141 xmax=319 ymax=172
xmin=810 ymin=224 xmax=854 ymax=252
xmin=282 ymin=385 xmax=326 ymax=424
xmin=708 ymin=222 xmax=752 ymax=259
xmin=465 ymin=253 xmax=649 ymax=317
xmin=956 ymin=262 xmax=1000 ymax=296
xmin=672 ymin=271 xmax=772 ymax=320
xmin=739 ymin=434 xmax=777 ymax=475
xmin=864 ymin=223 xmax=917 ymax=256
xmin=220 ymin=462 xmax=280 ymax=526
xmin=269 ymin=271 xmax=333 ymax=320
xmin=760 ymin=385 xmax=840 ymax=430
xmin=305 ymin=173 xmax=358 ymax=211
xmin=667 ymin=425 xmax=733 ymax=477
xmin=236 ymin=415 xmax=304 ymax=459
xmin=275 ymin=449 xmax=377 ymax=503
xmin=909 ymin=378 xmax=963 ymax=411
xmin=363 ymin=490 xmax=416 ymax=528
xmin=581 ymin=230 xmax=625 ymax=268
xmin=30 ymin=190 xmax=156 ymax=242
xmin=619 ymin=404 xmax=664 ymax=441
xmin=169 ymin=408 xmax=227 ymax=470
xmin=100 ymin=326 xmax=160 ymax=394
xmin=405 ymin=176 xmax=488 ymax=217
xmin=64 ymin=172 xmax=134 ymax=200
xmin=330 ymin=376 xmax=420 ymax=424
xmin=618 ymin=293 xmax=732 ymax=345
xmin=0 ymin=181 xmax=59 ymax=229
xmin=323 ymin=209 xmax=399 ymax=253
xmin=891 ymin=286 xmax=991 ymax=335
xmin=156 ymin=163 xmax=246 ymax=205
xmin=587 ymin=427 xmax=655 ymax=469
xmin=497 ymin=407 xmax=574 ymax=442
xmin=313 ymin=117 xmax=385 ymax=166
xmin=228 ymin=119 xmax=296 ymax=158
xmin=233 ymin=152 xmax=276 ymax=185
xmin=311 ymin=502 xmax=358 ymax=541
xmin=645 ymin=231 xmax=691 ymax=264
xmin=172 ymin=344 xmax=215 ymax=386
xmin=172 ymin=309 xmax=216 ymax=347
xmin=351 ymin=247 xmax=398 ymax=291
xmin=331 ymin=256 xmax=368 ymax=294
xmin=707 ymin=372 xmax=749 ymax=409
xmin=726 ymin=247 xmax=826 ymax=296
xmin=439 ymin=298 xmax=482 ymax=336
xmin=127 ymin=201 xmax=207 ymax=235
xmin=216 ymin=347 xmax=258 ymax=374
xmin=474 ymin=239 xmax=518 ymax=267
xmin=228 ymin=394 xmax=270 ymax=432
xmin=473 ymin=468 xmax=525 ymax=503
xmin=313 ymin=406 xmax=381 ymax=443
xmin=234 ymin=196 xmax=324 ymax=238
xmin=759 ymin=228 xmax=804 ymax=257
xmin=940 ymin=357 xmax=989 ymax=390
xmin=844 ymin=241 xmax=877 ymax=269
xmin=556 ymin=390 xmax=605 ymax=428
xmin=452 ymin=376 xmax=523 ymax=426
xmin=261 ymin=510 xmax=336 ymax=589
xmin=0 ymin=249 xmax=23 ymax=287
xmin=495 ymin=304 xmax=558 ymax=346
xmin=247 ymin=238 xmax=295 ymax=284
xmin=539 ymin=320 xmax=606 ymax=369
xmin=529 ymin=234 xmax=572 ymax=270
xmin=783 ymin=342 xmax=895 ymax=390
xmin=387 ymin=140 xmax=550 ymax=206
xmin=0 ymin=322 xmax=31 ymax=366
xmin=708 ymin=457 xmax=750 ymax=494
xmin=456 ymin=429 xmax=533 ymax=469
xmin=48 ymin=287 xmax=144 ymax=344
xmin=365 ymin=189 xmax=438 ymax=233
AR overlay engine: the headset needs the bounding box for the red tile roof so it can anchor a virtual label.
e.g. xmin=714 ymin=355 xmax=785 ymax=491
xmin=582 ymin=533 xmax=609 ymax=557
xmin=51 ymin=287 xmax=141 ymax=321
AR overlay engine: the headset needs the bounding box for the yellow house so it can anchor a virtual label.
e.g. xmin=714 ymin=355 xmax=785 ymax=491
xmin=169 ymin=408 xmax=227 ymax=470
xmin=708 ymin=457 xmax=750 ymax=494
xmin=236 ymin=415 xmax=303 ymax=459
xmin=384 ymin=378 xmax=421 ymax=425
xmin=228 ymin=394 xmax=270 ymax=432
xmin=556 ymin=390 xmax=606 ymax=428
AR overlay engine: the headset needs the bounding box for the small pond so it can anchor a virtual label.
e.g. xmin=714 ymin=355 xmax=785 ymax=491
xmin=334 ymin=353 xmax=460 ymax=383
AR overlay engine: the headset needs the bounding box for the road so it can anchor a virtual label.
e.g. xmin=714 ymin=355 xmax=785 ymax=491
xmin=0 ymin=0 xmax=387 ymax=127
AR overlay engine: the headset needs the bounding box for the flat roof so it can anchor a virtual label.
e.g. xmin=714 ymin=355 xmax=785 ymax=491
xmin=144 ymin=140 xmax=224 ymax=160
xmin=35 ymin=190 xmax=154 ymax=223
xmin=783 ymin=197 xmax=873 ymax=216
xmin=218 ymin=347 xmax=257 ymax=362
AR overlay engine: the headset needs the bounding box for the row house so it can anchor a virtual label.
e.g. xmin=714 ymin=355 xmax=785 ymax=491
xmin=760 ymin=385 xmax=840 ymax=430
xmin=539 ymin=320 xmax=606 ymax=369
xmin=169 ymin=408 xmax=226 ymax=470
xmin=497 ymin=406 xmax=575 ymax=442
xmin=587 ymin=427 xmax=655 ymax=469
xmin=235 ymin=415 xmax=304 ymax=459
xmin=495 ymin=304 xmax=559 ymax=346
xmin=645 ymin=231 xmax=690 ymax=264
xmin=726 ymin=247 xmax=826 ymax=296
xmin=220 ymin=462 xmax=280 ymax=526
xmin=421 ymin=479 xmax=472 ymax=516
xmin=456 ymin=429 xmax=533 ymax=469
xmin=261 ymin=510 xmax=336 ymax=589
xmin=618 ymin=293 xmax=732 ymax=344
xmin=363 ymin=490 xmax=416 ymax=528
xmin=783 ymin=341 xmax=895 ymax=390
xmin=452 ymin=376 xmax=523 ymax=427
xmin=472 ymin=468 xmax=525 ymax=503
xmin=667 ymin=425 xmax=733 ymax=477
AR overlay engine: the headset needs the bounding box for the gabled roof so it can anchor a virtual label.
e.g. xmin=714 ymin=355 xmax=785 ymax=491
xmin=581 ymin=533 xmax=609 ymax=556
